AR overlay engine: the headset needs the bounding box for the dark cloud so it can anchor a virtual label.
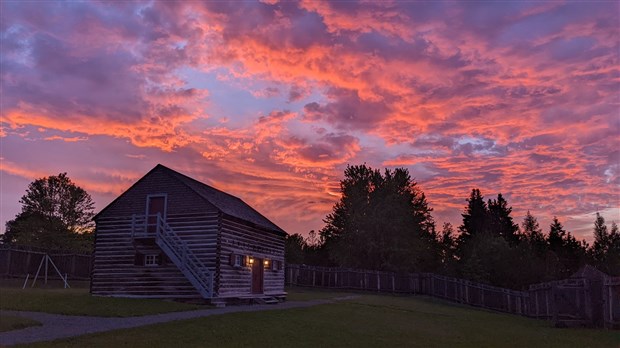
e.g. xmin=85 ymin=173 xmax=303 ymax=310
xmin=302 ymin=89 xmax=391 ymax=130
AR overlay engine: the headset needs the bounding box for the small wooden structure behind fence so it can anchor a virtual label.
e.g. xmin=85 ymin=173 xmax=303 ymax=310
xmin=285 ymin=264 xmax=620 ymax=329
xmin=0 ymin=247 xmax=92 ymax=280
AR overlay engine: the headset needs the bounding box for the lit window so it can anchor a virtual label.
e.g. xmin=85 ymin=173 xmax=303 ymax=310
xmin=234 ymin=254 xmax=243 ymax=267
xmin=144 ymin=254 xmax=158 ymax=266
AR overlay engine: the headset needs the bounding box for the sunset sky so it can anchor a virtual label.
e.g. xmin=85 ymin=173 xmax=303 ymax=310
xmin=2 ymin=1 xmax=619 ymax=242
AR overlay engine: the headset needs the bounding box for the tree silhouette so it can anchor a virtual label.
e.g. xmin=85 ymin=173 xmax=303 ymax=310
xmin=590 ymin=213 xmax=620 ymax=275
xmin=521 ymin=211 xmax=546 ymax=256
xmin=458 ymin=189 xmax=488 ymax=245
xmin=487 ymin=193 xmax=519 ymax=245
xmin=320 ymin=164 xmax=436 ymax=272
xmin=2 ymin=173 xmax=94 ymax=252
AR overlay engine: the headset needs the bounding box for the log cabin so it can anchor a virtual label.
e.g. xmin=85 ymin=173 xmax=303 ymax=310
xmin=91 ymin=164 xmax=287 ymax=305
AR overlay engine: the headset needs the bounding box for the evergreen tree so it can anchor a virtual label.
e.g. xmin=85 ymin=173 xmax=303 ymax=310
xmin=320 ymin=164 xmax=436 ymax=272
xmin=606 ymin=222 xmax=620 ymax=275
xmin=591 ymin=212 xmax=609 ymax=263
xmin=547 ymin=217 xmax=566 ymax=252
xmin=521 ymin=211 xmax=546 ymax=256
xmin=544 ymin=217 xmax=587 ymax=279
xmin=439 ymin=222 xmax=457 ymax=274
xmin=458 ymin=189 xmax=488 ymax=244
xmin=487 ymin=193 xmax=519 ymax=245
xmin=590 ymin=214 xmax=620 ymax=275
xmin=284 ymin=233 xmax=306 ymax=264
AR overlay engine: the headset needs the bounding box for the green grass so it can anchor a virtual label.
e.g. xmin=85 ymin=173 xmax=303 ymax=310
xmin=285 ymin=286 xmax=358 ymax=301
xmin=0 ymin=287 xmax=205 ymax=317
xmin=22 ymin=291 xmax=620 ymax=348
xmin=0 ymin=315 xmax=41 ymax=333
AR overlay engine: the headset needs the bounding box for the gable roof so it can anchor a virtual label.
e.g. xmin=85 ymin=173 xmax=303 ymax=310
xmin=95 ymin=164 xmax=286 ymax=235
xmin=570 ymin=264 xmax=608 ymax=280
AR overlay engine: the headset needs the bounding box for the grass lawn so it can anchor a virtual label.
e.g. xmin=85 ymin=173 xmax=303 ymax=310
xmin=0 ymin=287 xmax=205 ymax=317
xmin=285 ymin=286 xmax=358 ymax=301
xmin=21 ymin=290 xmax=620 ymax=348
xmin=0 ymin=315 xmax=41 ymax=333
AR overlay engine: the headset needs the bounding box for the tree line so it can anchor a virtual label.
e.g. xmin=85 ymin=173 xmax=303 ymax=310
xmin=286 ymin=164 xmax=619 ymax=289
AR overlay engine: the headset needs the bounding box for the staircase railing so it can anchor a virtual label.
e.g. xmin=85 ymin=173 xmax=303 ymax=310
xmin=131 ymin=213 xmax=214 ymax=299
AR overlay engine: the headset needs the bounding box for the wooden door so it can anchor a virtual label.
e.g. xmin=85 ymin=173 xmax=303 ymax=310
xmin=251 ymin=258 xmax=264 ymax=294
xmin=146 ymin=196 xmax=166 ymax=234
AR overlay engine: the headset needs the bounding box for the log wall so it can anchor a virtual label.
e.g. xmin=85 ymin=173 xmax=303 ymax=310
xmin=217 ymin=216 xmax=285 ymax=298
xmin=92 ymin=167 xmax=219 ymax=298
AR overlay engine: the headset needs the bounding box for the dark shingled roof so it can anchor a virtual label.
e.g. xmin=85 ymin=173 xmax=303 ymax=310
xmin=158 ymin=164 xmax=286 ymax=235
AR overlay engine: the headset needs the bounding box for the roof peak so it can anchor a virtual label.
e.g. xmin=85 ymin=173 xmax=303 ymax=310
xmin=155 ymin=164 xmax=286 ymax=235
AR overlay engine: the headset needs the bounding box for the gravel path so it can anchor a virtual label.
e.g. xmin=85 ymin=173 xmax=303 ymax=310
xmin=0 ymin=296 xmax=358 ymax=346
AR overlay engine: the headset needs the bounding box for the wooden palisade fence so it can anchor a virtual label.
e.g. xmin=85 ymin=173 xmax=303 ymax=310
xmin=1 ymin=248 xmax=617 ymax=329
xmin=286 ymin=264 xmax=620 ymax=329
xmin=0 ymin=247 xmax=91 ymax=280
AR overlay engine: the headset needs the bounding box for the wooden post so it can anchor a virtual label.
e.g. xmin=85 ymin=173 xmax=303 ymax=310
xmin=392 ymin=274 xmax=395 ymax=293
xmin=545 ymin=290 xmax=550 ymax=318
xmin=609 ymin=282 xmax=613 ymax=325
xmin=377 ymin=272 xmax=380 ymax=292
xmin=465 ymin=283 xmax=469 ymax=304
xmin=312 ymin=270 xmax=316 ymax=287
xmin=71 ymin=255 xmax=77 ymax=276
xmin=288 ymin=267 xmax=292 ymax=285
xmin=44 ymin=255 xmax=48 ymax=285
xmin=5 ymin=249 xmax=12 ymax=276
xmin=551 ymin=285 xmax=558 ymax=325
xmin=25 ymin=252 xmax=32 ymax=275
xmin=507 ymin=292 xmax=511 ymax=313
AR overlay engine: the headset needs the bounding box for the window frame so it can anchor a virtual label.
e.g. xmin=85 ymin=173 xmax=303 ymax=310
xmin=234 ymin=254 xmax=243 ymax=267
xmin=144 ymin=254 xmax=158 ymax=267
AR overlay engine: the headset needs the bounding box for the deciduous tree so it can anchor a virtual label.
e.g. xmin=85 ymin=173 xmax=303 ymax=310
xmin=2 ymin=173 xmax=94 ymax=252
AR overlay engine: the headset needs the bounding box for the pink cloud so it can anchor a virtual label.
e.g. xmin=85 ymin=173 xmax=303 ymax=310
xmin=1 ymin=1 xmax=618 ymax=242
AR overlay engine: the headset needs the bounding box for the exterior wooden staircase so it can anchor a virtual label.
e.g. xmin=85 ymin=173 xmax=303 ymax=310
xmin=131 ymin=213 xmax=214 ymax=299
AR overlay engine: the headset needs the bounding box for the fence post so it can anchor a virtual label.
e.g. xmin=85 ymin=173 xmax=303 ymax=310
xmin=465 ymin=282 xmax=469 ymax=304
xmin=377 ymin=272 xmax=380 ymax=292
xmin=312 ymin=270 xmax=316 ymax=287
xmin=5 ymin=249 xmax=12 ymax=276
xmin=392 ymin=274 xmax=395 ymax=293
xmin=71 ymin=255 xmax=77 ymax=276
xmin=507 ymin=292 xmax=511 ymax=313
xmin=607 ymin=278 xmax=614 ymax=327
xmin=551 ymin=285 xmax=558 ymax=325
xmin=25 ymin=252 xmax=32 ymax=275
xmin=545 ymin=290 xmax=550 ymax=318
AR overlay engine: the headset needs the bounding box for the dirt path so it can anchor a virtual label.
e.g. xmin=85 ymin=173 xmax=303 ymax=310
xmin=0 ymin=296 xmax=358 ymax=346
